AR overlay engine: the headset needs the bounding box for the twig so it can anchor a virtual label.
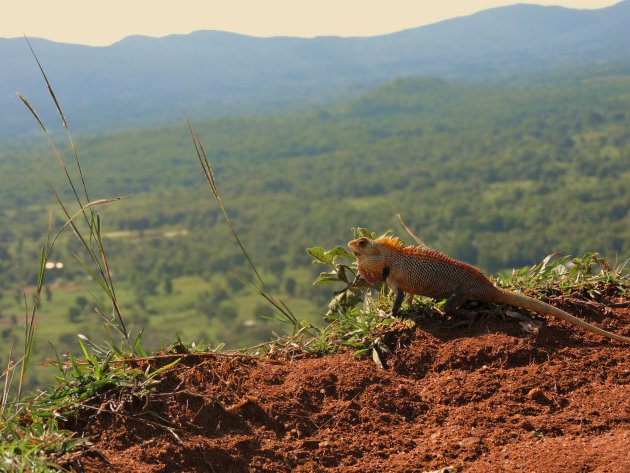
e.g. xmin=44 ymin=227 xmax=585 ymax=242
xmin=396 ymin=214 xmax=427 ymax=248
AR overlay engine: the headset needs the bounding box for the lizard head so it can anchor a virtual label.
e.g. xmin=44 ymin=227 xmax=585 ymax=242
xmin=348 ymin=237 xmax=381 ymax=257
xmin=348 ymin=237 xmax=386 ymax=284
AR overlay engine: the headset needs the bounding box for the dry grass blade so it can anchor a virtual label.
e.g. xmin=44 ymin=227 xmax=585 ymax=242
xmin=27 ymin=37 xmax=91 ymax=204
xmin=1 ymin=342 xmax=15 ymax=416
xmin=396 ymin=213 xmax=427 ymax=248
xmin=43 ymin=350 xmax=259 ymax=368
xmin=45 ymin=193 xmax=127 ymax=255
xmin=16 ymin=89 xmax=90 ymax=229
xmin=24 ymin=36 xmax=68 ymax=129
xmin=56 ymin=197 xmax=127 ymax=236
xmin=185 ymin=115 xmax=264 ymax=287
xmin=16 ymin=93 xmax=46 ymax=133
xmin=49 ymin=188 xmax=129 ymax=338
xmin=14 ymin=261 xmax=35 ymax=402
xmin=24 ymin=35 xmax=91 ymax=212
xmin=17 ymin=93 xmax=65 ymax=169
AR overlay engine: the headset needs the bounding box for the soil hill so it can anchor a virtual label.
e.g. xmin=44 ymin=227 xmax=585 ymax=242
xmin=60 ymin=293 xmax=629 ymax=472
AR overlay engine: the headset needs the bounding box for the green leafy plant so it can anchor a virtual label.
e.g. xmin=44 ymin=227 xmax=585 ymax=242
xmin=496 ymin=252 xmax=629 ymax=298
xmin=307 ymin=227 xmax=384 ymax=314
xmin=305 ymin=228 xmax=413 ymax=362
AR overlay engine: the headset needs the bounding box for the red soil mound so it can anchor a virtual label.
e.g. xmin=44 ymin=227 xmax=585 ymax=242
xmin=62 ymin=297 xmax=629 ymax=472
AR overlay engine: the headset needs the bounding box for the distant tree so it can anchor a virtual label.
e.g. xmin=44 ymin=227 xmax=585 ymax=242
xmin=75 ymin=296 xmax=88 ymax=310
xmin=226 ymin=275 xmax=243 ymax=293
xmin=196 ymin=291 xmax=213 ymax=317
xmin=252 ymin=303 xmax=275 ymax=319
xmin=163 ymin=277 xmax=173 ymax=295
xmin=68 ymin=306 xmax=81 ymax=324
xmin=196 ymin=288 xmax=230 ymax=317
xmin=285 ymin=277 xmax=297 ymax=296
xmin=268 ymin=258 xmax=286 ymax=276
xmin=135 ymin=290 xmax=148 ymax=311
xmin=217 ymin=301 xmax=237 ymax=321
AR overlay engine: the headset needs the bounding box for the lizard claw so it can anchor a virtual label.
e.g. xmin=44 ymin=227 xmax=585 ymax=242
xmin=445 ymin=308 xmax=478 ymax=327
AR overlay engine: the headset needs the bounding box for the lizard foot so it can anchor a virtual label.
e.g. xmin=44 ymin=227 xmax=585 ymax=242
xmin=445 ymin=308 xmax=478 ymax=327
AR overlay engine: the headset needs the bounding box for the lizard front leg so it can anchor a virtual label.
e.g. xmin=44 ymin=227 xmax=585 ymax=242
xmin=391 ymin=287 xmax=405 ymax=317
xmin=383 ymin=266 xmax=406 ymax=317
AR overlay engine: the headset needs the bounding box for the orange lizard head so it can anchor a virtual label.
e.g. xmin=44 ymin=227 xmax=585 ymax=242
xmin=348 ymin=237 xmax=386 ymax=284
xmin=348 ymin=237 xmax=382 ymax=257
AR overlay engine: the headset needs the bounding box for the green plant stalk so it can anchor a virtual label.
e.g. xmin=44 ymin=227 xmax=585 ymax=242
xmin=2 ymin=38 xmax=130 ymax=428
xmin=186 ymin=115 xmax=264 ymax=287
xmin=186 ymin=116 xmax=300 ymax=334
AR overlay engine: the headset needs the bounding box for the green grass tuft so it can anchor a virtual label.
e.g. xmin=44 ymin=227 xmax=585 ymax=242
xmin=496 ymin=252 xmax=629 ymax=298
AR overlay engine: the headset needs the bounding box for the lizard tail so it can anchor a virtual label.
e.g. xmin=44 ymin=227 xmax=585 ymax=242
xmin=494 ymin=289 xmax=630 ymax=343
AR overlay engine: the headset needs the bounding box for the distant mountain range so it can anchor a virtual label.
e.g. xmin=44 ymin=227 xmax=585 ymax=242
xmin=1 ymin=1 xmax=629 ymax=139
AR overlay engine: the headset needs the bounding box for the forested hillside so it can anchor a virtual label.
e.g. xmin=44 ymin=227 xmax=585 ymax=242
xmin=0 ymin=74 xmax=629 ymax=390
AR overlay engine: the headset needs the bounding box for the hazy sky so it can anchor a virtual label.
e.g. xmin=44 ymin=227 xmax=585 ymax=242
xmin=0 ymin=0 xmax=621 ymax=46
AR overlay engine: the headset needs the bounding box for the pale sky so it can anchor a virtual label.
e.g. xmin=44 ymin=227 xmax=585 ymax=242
xmin=0 ymin=0 xmax=622 ymax=46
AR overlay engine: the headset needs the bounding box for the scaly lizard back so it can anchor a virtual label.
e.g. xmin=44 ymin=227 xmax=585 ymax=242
xmin=348 ymin=236 xmax=630 ymax=343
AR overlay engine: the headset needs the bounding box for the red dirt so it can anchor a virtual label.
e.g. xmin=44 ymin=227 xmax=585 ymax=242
xmin=62 ymin=297 xmax=629 ymax=472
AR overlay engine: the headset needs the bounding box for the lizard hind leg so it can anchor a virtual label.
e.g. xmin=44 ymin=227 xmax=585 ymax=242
xmin=443 ymin=287 xmax=477 ymax=324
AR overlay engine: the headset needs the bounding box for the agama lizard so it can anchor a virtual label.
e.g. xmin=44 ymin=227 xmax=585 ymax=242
xmin=348 ymin=236 xmax=630 ymax=343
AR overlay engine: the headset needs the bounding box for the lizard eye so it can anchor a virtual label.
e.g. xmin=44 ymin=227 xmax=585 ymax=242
xmin=358 ymin=238 xmax=368 ymax=248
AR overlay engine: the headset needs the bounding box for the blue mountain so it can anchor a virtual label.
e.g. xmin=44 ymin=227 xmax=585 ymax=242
xmin=1 ymin=1 xmax=629 ymax=138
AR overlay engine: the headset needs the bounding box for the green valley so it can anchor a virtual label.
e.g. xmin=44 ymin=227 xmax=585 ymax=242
xmin=1 ymin=74 xmax=629 ymax=390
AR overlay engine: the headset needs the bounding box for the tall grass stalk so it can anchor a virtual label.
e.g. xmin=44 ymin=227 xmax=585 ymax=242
xmin=185 ymin=117 xmax=301 ymax=333
xmin=18 ymin=40 xmax=129 ymax=340
xmin=186 ymin=116 xmax=264 ymax=286
xmin=1 ymin=40 xmax=130 ymax=420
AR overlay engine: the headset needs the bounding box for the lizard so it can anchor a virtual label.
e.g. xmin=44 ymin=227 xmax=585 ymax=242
xmin=348 ymin=235 xmax=630 ymax=343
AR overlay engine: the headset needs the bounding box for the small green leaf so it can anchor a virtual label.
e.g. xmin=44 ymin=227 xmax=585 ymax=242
xmin=325 ymin=246 xmax=354 ymax=260
xmin=307 ymin=247 xmax=332 ymax=265
xmin=314 ymin=272 xmax=343 ymax=286
xmin=146 ymin=358 xmax=181 ymax=380
xmin=353 ymin=227 xmax=376 ymax=239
